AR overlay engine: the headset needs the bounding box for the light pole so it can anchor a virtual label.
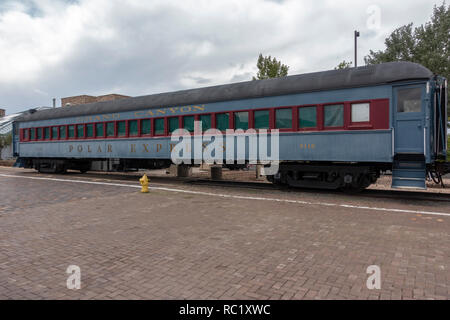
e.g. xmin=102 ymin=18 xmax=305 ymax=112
xmin=354 ymin=30 xmax=360 ymax=67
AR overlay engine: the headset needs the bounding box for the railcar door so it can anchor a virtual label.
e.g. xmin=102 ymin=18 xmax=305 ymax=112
xmin=393 ymin=85 xmax=425 ymax=154
xmin=392 ymin=84 xmax=427 ymax=189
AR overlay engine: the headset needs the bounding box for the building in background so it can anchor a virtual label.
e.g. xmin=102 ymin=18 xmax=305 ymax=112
xmin=0 ymin=108 xmax=5 ymax=118
xmin=61 ymin=94 xmax=130 ymax=107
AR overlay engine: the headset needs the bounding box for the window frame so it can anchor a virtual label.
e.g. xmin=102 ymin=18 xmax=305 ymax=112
xmin=59 ymin=125 xmax=67 ymax=140
xmin=85 ymin=123 xmax=94 ymax=139
xmin=298 ymin=105 xmax=319 ymax=131
xmin=105 ymin=121 xmax=116 ymax=138
xmin=128 ymin=119 xmax=139 ymax=137
xmin=253 ymin=108 xmax=271 ymax=130
xmin=139 ymin=118 xmax=152 ymax=136
xmin=94 ymin=122 xmax=105 ymax=139
xmin=323 ymin=103 xmax=345 ymax=130
xmin=348 ymin=100 xmax=373 ymax=129
xmin=214 ymin=112 xmax=231 ymax=132
xmin=117 ymin=120 xmax=127 ymax=138
xmin=51 ymin=126 xmax=59 ymax=140
xmin=167 ymin=116 xmax=180 ymax=134
xmin=76 ymin=124 xmax=86 ymax=139
xmin=274 ymin=107 xmax=293 ymax=131
xmin=153 ymin=117 xmax=166 ymax=136
xmin=36 ymin=127 xmax=43 ymax=141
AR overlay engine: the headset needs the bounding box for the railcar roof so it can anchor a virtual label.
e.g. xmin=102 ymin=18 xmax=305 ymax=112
xmin=17 ymin=61 xmax=433 ymax=122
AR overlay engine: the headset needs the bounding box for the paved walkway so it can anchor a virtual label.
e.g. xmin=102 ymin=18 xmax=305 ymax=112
xmin=0 ymin=168 xmax=449 ymax=299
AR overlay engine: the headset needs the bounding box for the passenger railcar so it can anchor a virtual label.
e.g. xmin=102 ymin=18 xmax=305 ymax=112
xmin=12 ymin=61 xmax=448 ymax=190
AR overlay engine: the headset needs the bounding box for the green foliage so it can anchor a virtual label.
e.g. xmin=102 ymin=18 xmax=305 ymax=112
xmin=253 ymin=53 xmax=289 ymax=80
xmin=365 ymin=2 xmax=449 ymax=110
xmin=0 ymin=133 xmax=12 ymax=150
xmin=335 ymin=60 xmax=353 ymax=70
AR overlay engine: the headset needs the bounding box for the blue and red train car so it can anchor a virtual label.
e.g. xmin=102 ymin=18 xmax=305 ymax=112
xmin=12 ymin=61 xmax=448 ymax=190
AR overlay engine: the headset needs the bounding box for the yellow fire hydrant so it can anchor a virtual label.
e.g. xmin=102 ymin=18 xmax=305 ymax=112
xmin=139 ymin=173 xmax=149 ymax=193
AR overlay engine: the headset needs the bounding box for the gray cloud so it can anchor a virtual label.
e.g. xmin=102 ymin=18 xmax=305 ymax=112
xmin=0 ymin=0 xmax=440 ymax=114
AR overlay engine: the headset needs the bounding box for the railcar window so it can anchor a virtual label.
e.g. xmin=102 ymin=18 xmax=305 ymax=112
xmin=140 ymin=119 xmax=151 ymax=135
xmin=30 ymin=128 xmax=35 ymax=140
xmin=86 ymin=124 xmax=94 ymax=138
xmin=24 ymin=129 xmax=29 ymax=140
xmin=324 ymin=104 xmax=344 ymax=127
xmin=95 ymin=123 xmax=104 ymax=137
xmin=77 ymin=125 xmax=85 ymax=138
xmin=299 ymin=106 xmax=317 ymax=128
xmin=51 ymin=127 xmax=58 ymax=140
xmin=44 ymin=127 xmax=50 ymax=140
xmin=68 ymin=125 xmax=75 ymax=138
xmin=254 ymin=110 xmax=270 ymax=129
xmin=234 ymin=112 xmax=249 ymax=130
xmin=117 ymin=121 xmax=126 ymax=137
xmin=216 ymin=113 xmax=229 ymax=131
xmin=37 ymin=128 xmax=42 ymax=140
xmin=154 ymin=118 xmax=165 ymax=135
xmin=183 ymin=116 xmax=194 ymax=132
xmin=129 ymin=120 xmax=138 ymax=136
xmin=275 ymin=108 xmax=292 ymax=129
xmin=351 ymin=103 xmax=370 ymax=122
xmin=397 ymin=88 xmax=422 ymax=112
xmin=168 ymin=117 xmax=179 ymax=133
xmin=199 ymin=114 xmax=211 ymax=131
xmin=60 ymin=126 xmax=66 ymax=139
xmin=106 ymin=122 xmax=115 ymax=137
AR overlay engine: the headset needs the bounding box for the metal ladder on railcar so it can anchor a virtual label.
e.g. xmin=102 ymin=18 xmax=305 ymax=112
xmin=391 ymin=154 xmax=426 ymax=189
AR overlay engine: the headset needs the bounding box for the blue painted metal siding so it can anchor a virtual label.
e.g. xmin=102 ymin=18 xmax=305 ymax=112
xmin=19 ymin=130 xmax=393 ymax=162
xmin=17 ymin=84 xmax=397 ymax=163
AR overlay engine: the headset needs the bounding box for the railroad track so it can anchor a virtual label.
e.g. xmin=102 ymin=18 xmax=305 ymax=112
xmin=7 ymin=169 xmax=450 ymax=203
xmin=186 ymin=178 xmax=450 ymax=203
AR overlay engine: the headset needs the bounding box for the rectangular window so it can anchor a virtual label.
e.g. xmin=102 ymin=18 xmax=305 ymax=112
xmin=275 ymin=108 xmax=292 ymax=129
xmin=51 ymin=127 xmax=58 ymax=140
xmin=168 ymin=117 xmax=179 ymax=133
xmin=106 ymin=122 xmax=115 ymax=137
xmin=324 ymin=104 xmax=344 ymax=127
xmin=30 ymin=128 xmax=35 ymax=140
xmin=199 ymin=114 xmax=211 ymax=131
xmin=24 ymin=129 xmax=29 ymax=140
xmin=95 ymin=123 xmax=104 ymax=137
xmin=44 ymin=127 xmax=50 ymax=140
xmin=234 ymin=111 xmax=249 ymax=130
xmin=68 ymin=125 xmax=75 ymax=138
xmin=183 ymin=116 xmax=195 ymax=132
xmin=351 ymin=103 xmax=370 ymax=122
xmin=254 ymin=110 xmax=270 ymax=129
xmin=129 ymin=120 xmax=138 ymax=136
xmin=117 ymin=121 xmax=126 ymax=137
xmin=77 ymin=125 xmax=85 ymax=138
xmin=299 ymin=106 xmax=317 ymax=128
xmin=141 ymin=119 xmax=151 ymax=135
xmin=397 ymin=87 xmax=422 ymax=112
xmin=86 ymin=123 xmax=94 ymax=138
xmin=59 ymin=126 xmax=66 ymax=139
xmin=37 ymin=128 xmax=42 ymax=140
xmin=216 ymin=113 xmax=229 ymax=131
xmin=154 ymin=118 xmax=165 ymax=135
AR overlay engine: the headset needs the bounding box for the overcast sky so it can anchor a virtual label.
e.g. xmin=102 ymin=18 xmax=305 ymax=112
xmin=0 ymin=0 xmax=442 ymax=114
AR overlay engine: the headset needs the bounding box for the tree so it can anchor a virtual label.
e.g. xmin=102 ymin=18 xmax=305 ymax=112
xmin=252 ymin=53 xmax=289 ymax=80
xmin=335 ymin=60 xmax=353 ymax=70
xmin=0 ymin=133 xmax=12 ymax=156
xmin=365 ymin=2 xmax=449 ymax=110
